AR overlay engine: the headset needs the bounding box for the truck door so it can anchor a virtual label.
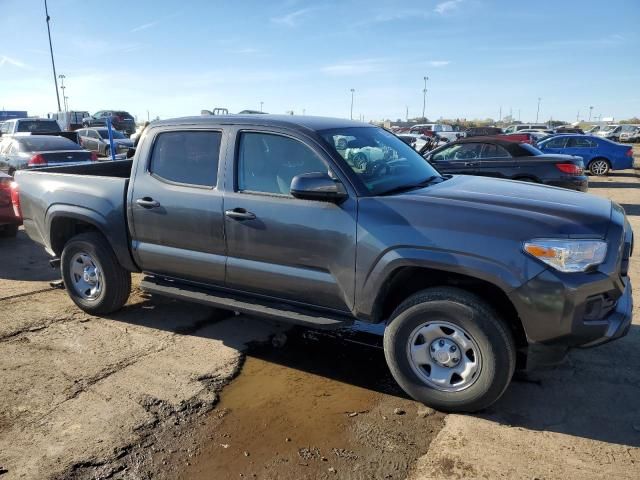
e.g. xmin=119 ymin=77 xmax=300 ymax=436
xmin=222 ymin=128 xmax=357 ymax=313
xmin=128 ymin=127 xmax=227 ymax=285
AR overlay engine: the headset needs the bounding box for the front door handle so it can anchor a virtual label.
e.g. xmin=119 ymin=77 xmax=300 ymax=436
xmin=136 ymin=197 xmax=160 ymax=209
xmin=464 ymin=162 xmax=479 ymax=167
xmin=225 ymin=208 xmax=256 ymax=220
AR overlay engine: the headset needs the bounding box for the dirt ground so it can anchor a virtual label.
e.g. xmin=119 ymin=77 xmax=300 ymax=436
xmin=1 ymin=151 xmax=639 ymax=479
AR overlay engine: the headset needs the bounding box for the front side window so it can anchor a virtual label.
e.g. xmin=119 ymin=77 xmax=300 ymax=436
xmin=149 ymin=131 xmax=221 ymax=187
xmin=321 ymin=127 xmax=440 ymax=195
xmin=237 ymin=132 xmax=328 ymax=195
xmin=432 ymin=143 xmax=483 ymax=161
xmin=542 ymin=137 xmax=568 ymax=148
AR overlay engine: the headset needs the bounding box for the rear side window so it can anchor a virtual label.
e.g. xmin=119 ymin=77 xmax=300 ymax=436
xmin=16 ymin=120 xmax=61 ymax=132
xmin=567 ymin=137 xmax=596 ymax=148
xmin=17 ymin=136 xmax=82 ymax=151
xmin=149 ymin=131 xmax=221 ymax=187
xmin=480 ymin=144 xmax=510 ymax=158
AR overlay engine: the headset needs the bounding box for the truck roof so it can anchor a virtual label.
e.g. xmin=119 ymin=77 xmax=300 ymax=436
xmin=152 ymin=115 xmax=373 ymax=133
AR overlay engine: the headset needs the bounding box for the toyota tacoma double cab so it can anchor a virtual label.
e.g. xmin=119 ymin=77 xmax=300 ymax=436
xmin=14 ymin=115 xmax=633 ymax=412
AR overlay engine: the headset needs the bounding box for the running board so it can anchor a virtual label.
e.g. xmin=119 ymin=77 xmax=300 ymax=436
xmin=140 ymin=276 xmax=354 ymax=331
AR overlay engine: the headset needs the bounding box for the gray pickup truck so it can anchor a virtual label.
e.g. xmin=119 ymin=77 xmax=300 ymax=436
xmin=15 ymin=115 xmax=633 ymax=412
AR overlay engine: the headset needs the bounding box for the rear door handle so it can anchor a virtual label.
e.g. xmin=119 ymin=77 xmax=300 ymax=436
xmin=465 ymin=162 xmax=479 ymax=167
xmin=225 ymin=208 xmax=256 ymax=220
xmin=136 ymin=197 xmax=160 ymax=208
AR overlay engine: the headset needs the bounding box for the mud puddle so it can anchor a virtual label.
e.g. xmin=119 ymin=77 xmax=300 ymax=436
xmin=175 ymin=328 xmax=445 ymax=480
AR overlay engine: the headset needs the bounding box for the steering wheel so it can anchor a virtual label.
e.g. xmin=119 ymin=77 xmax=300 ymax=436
xmin=454 ymin=150 xmax=477 ymax=160
xmin=366 ymin=159 xmax=391 ymax=177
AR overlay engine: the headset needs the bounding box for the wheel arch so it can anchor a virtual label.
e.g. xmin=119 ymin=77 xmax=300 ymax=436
xmin=47 ymin=207 xmax=138 ymax=272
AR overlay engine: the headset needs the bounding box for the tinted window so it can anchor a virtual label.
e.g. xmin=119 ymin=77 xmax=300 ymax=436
xmin=114 ymin=111 xmax=134 ymax=119
xmin=17 ymin=136 xmax=82 ymax=151
xmin=150 ymin=131 xmax=221 ymax=187
xmin=567 ymin=137 xmax=596 ymax=148
xmin=238 ymin=132 xmax=328 ymax=195
xmin=542 ymin=137 xmax=568 ymax=148
xmin=480 ymin=144 xmax=510 ymax=158
xmin=16 ymin=120 xmax=61 ymax=133
xmin=96 ymin=129 xmax=126 ymax=139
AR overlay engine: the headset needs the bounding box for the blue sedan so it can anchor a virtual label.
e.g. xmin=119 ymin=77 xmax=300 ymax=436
xmin=537 ymin=134 xmax=634 ymax=176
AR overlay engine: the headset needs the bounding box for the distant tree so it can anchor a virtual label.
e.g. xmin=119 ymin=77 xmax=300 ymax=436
xmin=620 ymin=117 xmax=640 ymax=124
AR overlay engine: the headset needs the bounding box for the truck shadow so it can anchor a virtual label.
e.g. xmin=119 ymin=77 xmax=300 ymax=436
xmin=0 ymin=230 xmax=60 ymax=282
xmin=109 ymin=297 xmax=640 ymax=449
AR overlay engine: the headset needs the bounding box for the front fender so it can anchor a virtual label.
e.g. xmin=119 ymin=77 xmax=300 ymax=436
xmin=355 ymin=246 xmax=545 ymax=321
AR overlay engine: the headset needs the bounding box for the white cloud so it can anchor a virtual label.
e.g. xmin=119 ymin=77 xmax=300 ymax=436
xmin=434 ymin=0 xmax=463 ymax=14
xmin=271 ymin=8 xmax=315 ymax=27
xmin=321 ymin=59 xmax=385 ymax=76
xmin=0 ymin=55 xmax=28 ymax=69
xmin=131 ymin=21 xmax=159 ymax=33
xmin=429 ymin=60 xmax=451 ymax=67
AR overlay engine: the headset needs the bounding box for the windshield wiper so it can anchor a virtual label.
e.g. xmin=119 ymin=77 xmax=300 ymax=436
xmin=379 ymin=175 xmax=443 ymax=196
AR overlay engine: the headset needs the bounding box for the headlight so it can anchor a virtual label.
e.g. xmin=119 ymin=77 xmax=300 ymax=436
xmin=524 ymin=239 xmax=607 ymax=273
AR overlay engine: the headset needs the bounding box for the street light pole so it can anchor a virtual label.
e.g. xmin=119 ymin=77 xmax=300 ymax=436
xmin=589 ymin=106 xmax=593 ymax=122
xmin=260 ymin=101 xmax=264 ymax=113
xmin=350 ymin=88 xmax=355 ymax=120
xmin=44 ymin=0 xmax=61 ymax=112
xmin=422 ymin=76 xmax=429 ymax=121
xmin=58 ymin=74 xmax=67 ymax=112
xmin=536 ymin=97 xmax=541 ymax=123
xmin=64 ymin=96 xmax=69 ymax=111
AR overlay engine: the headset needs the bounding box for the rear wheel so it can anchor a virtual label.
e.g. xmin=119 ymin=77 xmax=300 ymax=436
xmin=383 ymin=287 xmax=516 ymax=412
xmin=61 ymin=232 xmax=131 ymax=315
xmin=589 ymin=158 xmax=610 ymax=176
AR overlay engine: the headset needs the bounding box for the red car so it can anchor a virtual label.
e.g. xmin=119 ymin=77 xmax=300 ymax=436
xmin=0 ymin=172 xmax=21 ymax=237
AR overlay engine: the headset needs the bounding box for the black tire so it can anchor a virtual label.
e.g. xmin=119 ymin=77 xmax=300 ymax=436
xmin=61 ymin=232 xmax=131 ymax=315
xmin=0 ymin=224 xmax=18 ymax=238
xmin=104 ymin=146 xmax=111 ymax=158
xmin=588 ymin=158 xmax=610 ymax=176
xmin=383 ymin=287 xmax=515 ymax=412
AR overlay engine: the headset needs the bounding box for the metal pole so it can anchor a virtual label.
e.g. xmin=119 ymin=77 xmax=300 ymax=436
xmin=536 ymin=97 xmax=541 ymax=123
xmin=589 ymin=106 xmax=593 ymax=122
xmin=260 ymin=101 xmax=264 ymax=113
xmin=106 ymin=116 xmax=116 ymax=161
xmin=64 ymin=96 xmax=69 ymax=112
xmin=350 ymin=89 xmax=355 ymax=120
xmin=422 ymin=76 xmax=428 ymax=120
xmin=44 ymin=0 xmax=61 ymax=112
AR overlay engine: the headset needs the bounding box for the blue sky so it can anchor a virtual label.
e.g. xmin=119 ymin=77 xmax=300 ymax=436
xmin=0 ymin=0 xmax=638 ymax=123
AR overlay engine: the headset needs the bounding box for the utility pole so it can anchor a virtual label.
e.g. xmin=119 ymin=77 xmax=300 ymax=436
xmin=536 ymin=97 xmax=541 ymax=123
xmin=405 ymin=105 xmax=408 ymax=122
xmin=576 ymin=110 xmax=580 ymax=122
xmin=44 ymin=0 xmax=61 ymax=112
xmin=260 ymin=101 xmax=264 ymax=113
xmin=499 ymin=106 xmax=502 ymax=123
xmin=58 ymin=74 xmax=67 ymax=112
xmin=588 ymin=106 xmax=593 ymax=122
xmin=64 ymin=96 xmax=69 ymax=111
xmin=422 ymin=76 xmax=429 ymax=121
xmin=350 ymin=88 xmax=355 ymax=120
xmin=518 ymin=109 xmax=521 ymax=122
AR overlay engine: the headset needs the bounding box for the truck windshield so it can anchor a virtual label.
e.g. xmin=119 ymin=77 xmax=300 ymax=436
xmin=319 ymin=127 xmax=441 ymax=195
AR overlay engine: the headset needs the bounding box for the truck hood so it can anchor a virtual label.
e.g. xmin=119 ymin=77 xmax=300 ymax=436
xmin=397 ymin=175 xmax=612 ymax=238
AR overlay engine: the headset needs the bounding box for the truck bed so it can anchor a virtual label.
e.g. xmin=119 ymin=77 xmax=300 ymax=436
xmin=15 ymin=159 xmax=136 ymax=270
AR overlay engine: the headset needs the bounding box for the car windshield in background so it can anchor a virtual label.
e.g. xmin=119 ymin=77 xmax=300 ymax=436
xmin=16 ymin=120 xmax=61 ymax=133
xmin=17 ymin=136 xmax=82 ymax=151
xmin=319 ymin=127 xmax=441 ymax=195
xmin=97 ymin=129 xmax=126 ymax=139
xmin=520 ymin=143 xmax=543 ymax=155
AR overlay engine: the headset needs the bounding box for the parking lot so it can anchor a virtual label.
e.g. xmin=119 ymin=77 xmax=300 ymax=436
xmin=0 ymin=147 xmax=638 ymax=480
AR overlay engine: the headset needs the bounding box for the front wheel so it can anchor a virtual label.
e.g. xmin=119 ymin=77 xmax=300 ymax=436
xmin=61 ymin=232 xmax=131 ymax=315
xmin=589 ymin=159 xmax=610 ymax=176
xmin=383 ymin=287 xmax=515 ymax=412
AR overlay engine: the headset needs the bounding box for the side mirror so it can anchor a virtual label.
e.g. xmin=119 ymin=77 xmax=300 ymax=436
xmin=290 ymin=172 xmax=348 ymax=203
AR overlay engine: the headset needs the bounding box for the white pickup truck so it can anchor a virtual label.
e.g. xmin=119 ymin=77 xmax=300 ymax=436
xmin=409 ymin=123 xmax=462 ymax=142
